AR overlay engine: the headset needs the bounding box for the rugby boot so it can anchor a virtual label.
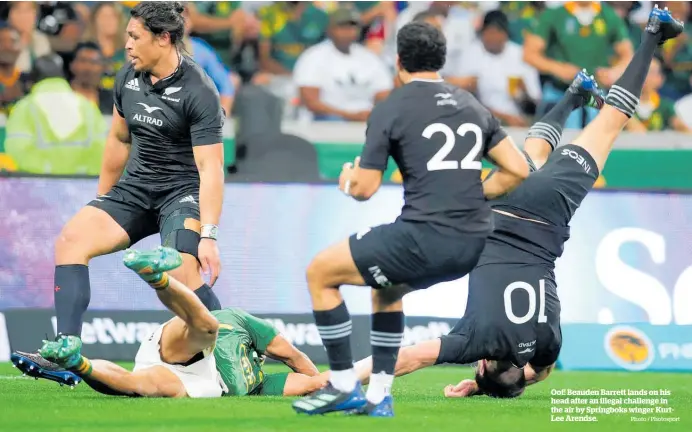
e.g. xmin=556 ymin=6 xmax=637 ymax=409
xmin=39 ymin=334 xmax=83 ymax=369
xmin=11 ymin=348 xmax=81 ymax=388
xmin=646 ymin=5 xmax=684 ymax=44
xmin=123 ymin=246 xmax=183 ymax=284
xmin=347 ymin=395 xmax=395 ymax=417
xmin=293 ymin=381 xmax=367 ymax=415
xmin=569 ymin=70 xmax=605 ymax=110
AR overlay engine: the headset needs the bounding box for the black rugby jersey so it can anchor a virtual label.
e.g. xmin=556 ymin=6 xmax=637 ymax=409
xmin=113 ymin=56 xmax=224 ymax=186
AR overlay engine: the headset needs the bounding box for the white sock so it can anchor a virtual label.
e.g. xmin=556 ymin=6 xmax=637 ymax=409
xmin=329 ymin=368 xmax=357 ymax=392
xmin=366 ymin=371 xmax=394 ymax=404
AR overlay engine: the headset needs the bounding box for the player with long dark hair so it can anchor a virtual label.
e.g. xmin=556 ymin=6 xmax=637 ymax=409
xmin=15 ymin=1 xmax=226 ymax=379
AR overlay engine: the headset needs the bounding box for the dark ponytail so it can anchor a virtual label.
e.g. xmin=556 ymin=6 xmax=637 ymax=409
xmin=130 ymin=1 xmax=186 ymax=50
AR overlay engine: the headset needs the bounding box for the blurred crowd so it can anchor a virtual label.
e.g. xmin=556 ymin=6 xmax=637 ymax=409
xmin=0 ymin=1 xmax=690 ymax=175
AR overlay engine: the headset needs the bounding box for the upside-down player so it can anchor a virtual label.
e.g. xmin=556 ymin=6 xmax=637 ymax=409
xmin=341 ymin=5 xmax=684 ymax=400
xmin=13 ymin=247 xmax=327 ymax=398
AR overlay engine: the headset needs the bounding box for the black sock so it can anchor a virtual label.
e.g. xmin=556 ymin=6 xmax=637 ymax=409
xmin=606 ymin=31 xmax=661 ymax=117
xmin=195 ymin=284 xmax=222 ymax=311
xmin=371 ymin=311 xmax=405 ymax=376
xmin=314 ymin=302 xmax=353 ymax=371
xmin=54 ymin=265 xmax=91 ymax=336
xmin=526 ymin=92 xmax=582 ymax=151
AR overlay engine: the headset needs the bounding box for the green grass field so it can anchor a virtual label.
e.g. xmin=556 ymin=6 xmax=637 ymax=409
xmin=1 ymin=363 xmax=689 ymax=431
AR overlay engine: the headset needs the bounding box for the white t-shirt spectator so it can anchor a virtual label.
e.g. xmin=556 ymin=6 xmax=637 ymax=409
xmin=294 ymin=40 xmax=392 ymax=113
xmin=456 ymin=40 xmax=542 ymax=117
xmin=389 ymin=3 xmax=478 ymax=77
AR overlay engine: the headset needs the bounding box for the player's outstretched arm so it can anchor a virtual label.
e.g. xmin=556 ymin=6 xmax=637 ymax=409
xmin=351 ymin=339 xmax=442 ymax=385
xmin=483 ymin=137 xmax=530 ymax=199
xmin=282 ymin=373 xmax=329 ymax=396
xmin=97 ymin=107 xmax=131 ymax=195
xmin=265 ymin=334 xmax=320 ymax=377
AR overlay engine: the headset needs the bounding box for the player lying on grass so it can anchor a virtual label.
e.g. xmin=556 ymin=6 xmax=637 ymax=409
xmin=12 ymin=247 xmax=326 ymax=398
xmin=338 ymin=5 xmax=684 ymax=400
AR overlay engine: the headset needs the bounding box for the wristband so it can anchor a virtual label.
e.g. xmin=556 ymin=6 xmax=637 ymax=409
xmin=201 ymin=224 xmax=218 ymax=240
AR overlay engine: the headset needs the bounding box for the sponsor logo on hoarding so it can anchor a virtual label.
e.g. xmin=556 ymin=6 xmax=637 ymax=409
xmin=51 ymin=317 xmax=162 ymax=345
xmin=659 ymin=343 xmax=692 ymax=360
xmin=604 ymin=326 xmax=655 ymax=371
xmin=267 ymin=317 xmax=451 ymax=348
xmin=595 ymin=227 xmax=692 ymax=325
xmin=266 ymin=319 xmax=323 ymax=346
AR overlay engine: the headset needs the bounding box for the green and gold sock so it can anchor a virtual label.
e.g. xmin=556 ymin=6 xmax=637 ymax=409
xmin=70 ymin=356 xmax=93 ymax=376
xmin=147 ymin=272 xmax=170 ymax=290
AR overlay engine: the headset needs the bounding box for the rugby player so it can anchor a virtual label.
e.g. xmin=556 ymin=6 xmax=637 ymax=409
xmin=31 ymin=2 xmax=226 ymax=367
xmin=13 ymin=247 xmax=327 ymax=398
xmin=341 ymin=5 xmax=685 ymax=401
xmin=293 ymin=21 xmax=531 ymax=417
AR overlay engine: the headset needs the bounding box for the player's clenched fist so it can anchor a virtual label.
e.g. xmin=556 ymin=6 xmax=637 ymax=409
xmin=338 ymin=157 xmax=360 ymax=195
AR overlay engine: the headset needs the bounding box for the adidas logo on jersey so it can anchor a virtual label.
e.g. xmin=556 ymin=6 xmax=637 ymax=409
xmin=125 ymin=79 xmax=140 ymax=91
xmin=179 ymin=195 xmax=197 ymax=204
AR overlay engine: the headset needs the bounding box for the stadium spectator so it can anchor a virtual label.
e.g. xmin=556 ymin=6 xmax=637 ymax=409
xmin=499 ymin=1 xmax=543 ymax=44
xmin=69 ymin=42 xmax=111 ymax=115
xmin=524 ymin=1 xmax=633 ymax=128
xmin=83 ymin=2 xmax=127 ymax=100
xmin=315 ymin=1 xmax=398 ymax=56
xmin=257 ymin=2 xmax=328 ymax=77
xmin=0 ymin=23 xmax=30 ymax=116
xmin=4 ymin=1 xmax=52 ymax=73
xmin=608 ymin=1 xmax=643 ymax=48
xmin=452 ymin=10 xmax=541 ymax=127
xmin=659 ymin=0 xmax=692 ymax=100
xmin=626 ymin=58 xmax=691 ymax=133
xmin=315 ymin=1 xmax=395 ymax=27
xmin=4 ymin=54 xmax=106 ymax=175
xmin=37 ymin=2 xmax=84 ymax=71
xmin=182 ymin=6 xmax=236 ymax=118
xmin=186 ymin=1 xmax=252 ymax=68
xmin=293 ymin=7 xmax=391 ymax=122
xmin=392 ymin=2 xmax=479 ymax=79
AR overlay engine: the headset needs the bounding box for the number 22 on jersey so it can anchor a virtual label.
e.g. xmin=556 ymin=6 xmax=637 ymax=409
xmin=423 ymin=122 xmax=483 ymax=172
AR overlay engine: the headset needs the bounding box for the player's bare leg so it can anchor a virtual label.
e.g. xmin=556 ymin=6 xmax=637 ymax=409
xmin=38 ymin=247 xmax=219 ymax=397
xmin=123 ymin=247 xmax=219 ymax=363
xmin=523 ymin=72 xmax=605 ymax=168
xmin=293 ymin=239 xmax=369 ymax=415
xmin=572 ymin=5 xmax=683 ymax=172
